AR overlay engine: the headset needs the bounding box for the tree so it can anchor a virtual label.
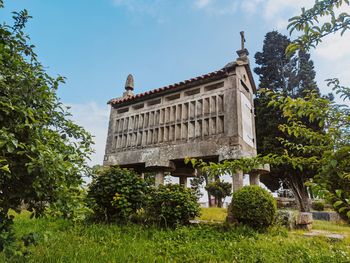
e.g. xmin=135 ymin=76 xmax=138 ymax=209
xmin=205 ymin=181 xmax=231 ymax=208
xmin=281 ymin=0 xmax=350 ymax=220
xmin=295 ymin=50 xmax=318 ymax=96
xmin=267 ymin=85 xmax=350 ymax=221
xmin=286 ymin=0 xmax=350 ymax=221
xmin=190 ymin=171 xmax=216 ymax=207
xmin=0 ymin=3 xmax=93 ymax=253
xmin=254 ymin=31 xmax=320 ymax=211
xmin=254 ymin=31 xmax=295 ymax=94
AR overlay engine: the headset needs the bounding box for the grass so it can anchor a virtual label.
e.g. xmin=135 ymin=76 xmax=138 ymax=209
xmin=198 ymin=207 xmax=227 ymax=222
xmin=1 ymin=210 xmax=350 ymax=263
xmin=313 ymin=220 xmax=350 ymax=234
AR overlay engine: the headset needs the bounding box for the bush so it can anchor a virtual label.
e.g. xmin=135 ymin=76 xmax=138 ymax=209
xmin=87 ymin=166 xmax=148 ymax=223
xmin=45 ymin=186 xmax=93 ymax=223
xmin=312 ymin=201 xmax=325 ymax=211
xmin=205 ymin=181 xmax=232 ymax=208
xmin=145 ymin=184 xmax=200 ymax=227
xmin=230 ymin=186 xmax=277 ymax=229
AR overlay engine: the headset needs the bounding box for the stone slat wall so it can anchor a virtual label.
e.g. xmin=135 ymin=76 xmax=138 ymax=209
xmin=112 ymin=84 xmax=225 ymax=151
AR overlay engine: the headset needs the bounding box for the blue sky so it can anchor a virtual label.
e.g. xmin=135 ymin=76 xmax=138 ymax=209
xmin=1 ymin=0 xmax=350 ymax=165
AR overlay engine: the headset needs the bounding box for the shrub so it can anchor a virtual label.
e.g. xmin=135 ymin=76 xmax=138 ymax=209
xmin=312 ymin=201 xmax=325 ymax=211
xmin=230 ymin=185 xmax=277 ymax=229
xmin=145 ymin=184 xmax=200 ymax=227
xmin=205 ymin=181 xmax=232 ymax=208
xmin=87 ymin=166 xmax=148 ymax=223
xmin=45 ymin=186 xmax=93 ymax=223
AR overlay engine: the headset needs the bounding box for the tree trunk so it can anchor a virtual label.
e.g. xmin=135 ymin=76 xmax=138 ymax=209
xmin=286 ymin=175 xmax=311 ymax=212
xmin=202 ymin=172 xmax=213 ymax=207
xmin=217 ymin=198 xmax=223 ymax=208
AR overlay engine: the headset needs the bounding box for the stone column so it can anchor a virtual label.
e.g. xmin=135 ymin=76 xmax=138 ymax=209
xmin=179 ymin=175 xmax=187 ymax=188
xmin=155 ymin=171 xmax=165 ymax=187
xmin=232 ymin=170 xmax=243 ymax=192
xmin=140 ymin=173 xmax=145 ymax=180
xmin=249 ymin=173 xmax=260 ymax=186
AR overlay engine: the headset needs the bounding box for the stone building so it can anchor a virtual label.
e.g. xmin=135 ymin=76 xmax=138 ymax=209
xmin=104 ymin=34 xmax=268 ymax=191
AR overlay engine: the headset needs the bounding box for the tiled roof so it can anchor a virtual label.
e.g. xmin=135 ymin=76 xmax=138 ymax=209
xmin=108 ymin=68 xmax=229 ymax=106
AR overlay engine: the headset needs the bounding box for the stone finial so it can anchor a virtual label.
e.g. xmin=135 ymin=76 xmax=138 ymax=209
xmin=125 ymin=74 xmax=134 ymax=91
xmin=240 ymin=31 xmax=245 ymax=50
xmin=236 ymin=31 xmax=249 ymax=61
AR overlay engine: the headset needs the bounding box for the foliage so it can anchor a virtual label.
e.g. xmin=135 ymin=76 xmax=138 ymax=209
xmin=190 ymin=171 xmax=216 ymax=207
xmin=0 ymin=8 xmax=93 ymax=214
xmin=254 ymin=31 xmax=295 ymax=94
xmin=254 ymin=31 xmax=321 ymax=212
xmin=0 ymin=211 xmax=14 ymax=256
xmin=205 ymin=181 xmax=231 ymax=208
xmin=284 ymin=0 xmax=350 ymax=220
xmin=44 ymin=186 xmax=93 ymax=223
xmin=266 ymin=86 xmax=350 ymax=220
xmin=287 ymin=0 xmax=350 ymax=53
xmin=189 ymin=175 xmax=205 ymax=198
xmin=4 ymin=212 xmax=350 ymax=262
xmin=316 ymin=146 xmax=350 ymax=220
xmin=87 ymin=166 xmax=148 ymax=223
xmin=0 ymin=210 xmax=38 ymax=259
xmin=0 ymin=3 xmax=93 ymax=257
xmin=145 ymin=184 xmax=200 ymax=227
xmin=312 ymin=201 xmax=325 ymax=211
xmin=230 ymin=186 xmax=277 ymax=229
xmin=186 ymin=156 xmax=270 ymax=178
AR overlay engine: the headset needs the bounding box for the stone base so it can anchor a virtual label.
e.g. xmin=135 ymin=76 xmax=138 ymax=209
xmin=226 ymin=204 xmax=235 ymax=224
xmin=275 ymin=210 xmax=297 ymax=230
xmin=276 ymin=197 xmax=297 ymax=209
xmin=296 ymin=212 xmax=313 ymax=231
xmin=312 ymin=211 xmax=341 ymax=222
xmin=276 ymin=210 xmax=313 ymax=230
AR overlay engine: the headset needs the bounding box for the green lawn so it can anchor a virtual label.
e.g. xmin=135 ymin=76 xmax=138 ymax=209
xmin=1 ymin=210 xmax=350 ymax=263
xmin=198 ymin=207 xmax=227 ymax=222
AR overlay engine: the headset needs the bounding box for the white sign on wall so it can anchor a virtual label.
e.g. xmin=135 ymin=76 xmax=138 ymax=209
xmin=241 ymin=92 xmax=254 ymax=147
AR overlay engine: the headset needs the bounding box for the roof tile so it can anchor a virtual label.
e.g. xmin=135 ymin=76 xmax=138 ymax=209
xmin=108 ymin=66 xmax=231 ymax=105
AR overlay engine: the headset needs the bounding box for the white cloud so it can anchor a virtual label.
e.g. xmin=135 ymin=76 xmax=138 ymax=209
xmin=193 ymin=0 xmax=312 ymax=19
xmin=315 ymin=33 xmax=350 ymax=61
xmin=193 ymin=0 xmax=238 ymax=15
xmin=67 ymin=102 xmax=110 ymax=166
xmin=241 ymin=0 xmax=264 ymax=15
xmin=263 ymin=0 xmax=314 ymax=20
xmin=195 ymin=0 xmax=211 ymax=8
xmin=112 ymin=0 xmax=163 ymax=15
xmin=261 ymin=0 xmax=314 ymax=29
xmin=312 ymin=32 xmax=350 ymax=105
xmin=112 ymin=0 xmax=167 ymax=23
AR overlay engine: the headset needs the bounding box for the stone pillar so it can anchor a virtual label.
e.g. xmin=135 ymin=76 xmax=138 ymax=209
xmin=179 ymin=175 xmax=187 ymax=188
xmin=155 ymin=171 xmax=165 ymax=187
xmin=232 ymin=170 xmax=243 ymax=192
xmin=140 ymin=173 xmax=145 ymax=180
xmin=249 ymin=173 xmax=260 ymax=186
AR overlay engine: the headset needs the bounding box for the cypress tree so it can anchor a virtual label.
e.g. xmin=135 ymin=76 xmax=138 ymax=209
xmin=254 ymin=31 xmax=320 ymax=211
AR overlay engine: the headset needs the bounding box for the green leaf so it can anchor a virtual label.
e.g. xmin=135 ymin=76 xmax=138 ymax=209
xmin=333 ymin=200 xmax=343 ymax=207
xmin=335 ymin=189 xmax=342 ymax=198
xmin=338 ymin=207 xmax=347 ymax=213
xmin=0 ymin=164 xmax=10 ymax=173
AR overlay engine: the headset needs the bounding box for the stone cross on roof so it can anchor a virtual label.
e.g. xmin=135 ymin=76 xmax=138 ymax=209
xmin=240 ymin=31 xmax=245 ymax=50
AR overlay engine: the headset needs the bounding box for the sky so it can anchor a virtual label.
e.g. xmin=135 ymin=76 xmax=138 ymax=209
xmin=1 ymin=0 xmax=350 ymax=167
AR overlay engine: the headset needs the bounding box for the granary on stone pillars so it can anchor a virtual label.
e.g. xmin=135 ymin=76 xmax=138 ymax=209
xmin=103 ymin=32 xmax=269 ymax=191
